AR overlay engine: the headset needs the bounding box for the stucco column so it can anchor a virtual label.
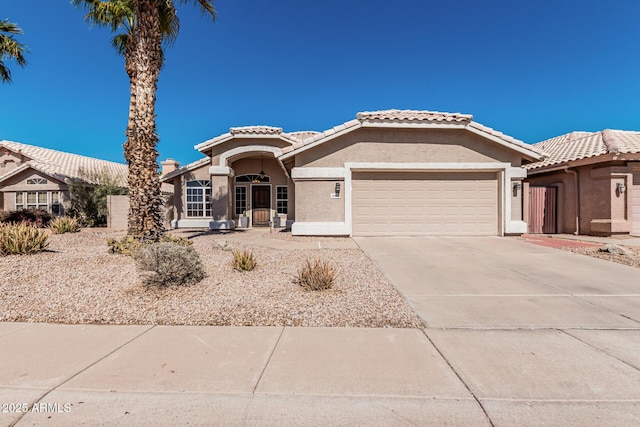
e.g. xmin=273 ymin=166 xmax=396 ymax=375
xmin=505 ymin=167 xmax=528 ymax=234
xmin=209 ymin=166 xmax=235 ymax=229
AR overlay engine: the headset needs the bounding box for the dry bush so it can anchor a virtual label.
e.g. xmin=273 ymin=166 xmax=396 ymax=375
xmin=108 ymin=233 xmax=191 ymax=256
xmin=135 ymin=242 xmax=206 ymax=287
xmin=294 ymin=259 xmax=335 ymax=291
xmin=231 ymin=249 xmax=257 ymax=271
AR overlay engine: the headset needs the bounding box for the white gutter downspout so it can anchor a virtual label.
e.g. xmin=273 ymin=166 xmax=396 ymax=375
xmin=564 ymin=168 xmax=579 ymax=235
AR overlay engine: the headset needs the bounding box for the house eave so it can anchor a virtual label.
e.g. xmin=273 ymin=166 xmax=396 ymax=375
xmin=526 ymin=152 xmax=640 ymax=174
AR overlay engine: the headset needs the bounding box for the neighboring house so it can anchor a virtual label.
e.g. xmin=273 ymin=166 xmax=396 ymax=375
xmin=0 ymin=140 xmax=128 ymax=215
xmin=525 ymin=130 xmax=640 ymax=236
xmin=161 ymin=109 xmax=543 ymax=236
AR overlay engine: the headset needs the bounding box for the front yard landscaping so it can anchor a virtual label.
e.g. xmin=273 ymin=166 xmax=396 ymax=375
xmin=0 ymin=229 xmax=423 ymax=328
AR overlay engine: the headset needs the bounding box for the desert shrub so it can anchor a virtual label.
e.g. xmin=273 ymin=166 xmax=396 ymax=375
xmin=160 ymin=234 xmax=192 ymax=247
xmin=231 ymin=249 xmax=257 ymax=271
xmin=135 ymin=242 xmax=206 ymax=287
xmin=107 ymin=234 xmax=191 ymax=256
xmin=0 ymin=209 xmax=52 ymax=227
xmin=294 ymin=259 xmax=335 ymax=291
xmin=49 ymin=216 xmax=82 ymax=234
xmin=107 ymin=235 xmax=142 ymax=256
xmin=0 ymin=223 xmax=49 ymax=255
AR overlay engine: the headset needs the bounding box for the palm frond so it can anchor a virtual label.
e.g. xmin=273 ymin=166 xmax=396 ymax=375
xmin=0 ymin=61 xmax=12 ymax=82
xmin=159 ymin=1 xmax=180 ymax=45
xmin=73 ymin=0 xmax=135 ymax=34
xmin=111 ymin=33 xmax=129 ymax=57
xmin=0 ymin=19 xmax=24 ymax=35
xmin=0 ymin=21 xmax=28 ymax=82
xmin=178 ymin=0 xmax=216 ymax=21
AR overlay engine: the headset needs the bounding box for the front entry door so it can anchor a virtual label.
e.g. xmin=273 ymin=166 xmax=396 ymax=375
xmin=252 ymin=186 xmax=271 ymax=226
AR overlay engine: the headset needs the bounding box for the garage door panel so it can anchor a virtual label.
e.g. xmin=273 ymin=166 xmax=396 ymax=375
xmin=352 ymin=172 xmax=498 ymax=236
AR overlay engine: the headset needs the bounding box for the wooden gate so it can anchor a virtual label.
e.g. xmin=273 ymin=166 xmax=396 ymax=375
xmin=528 ymin=186 xmax=557 ymax=234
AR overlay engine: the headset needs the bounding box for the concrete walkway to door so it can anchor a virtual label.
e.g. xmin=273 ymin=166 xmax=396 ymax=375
xmin=355 ymin=236 xmax=640 ymax=426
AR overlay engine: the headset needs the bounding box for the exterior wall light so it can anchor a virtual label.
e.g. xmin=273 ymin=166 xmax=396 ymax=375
xmin=512 ymin=182 xmax=522 ymax=197
xmin=616 ymin=183 xmax=627 ymax=194
xmin=331 ymin=182 xmax=341 ymax=198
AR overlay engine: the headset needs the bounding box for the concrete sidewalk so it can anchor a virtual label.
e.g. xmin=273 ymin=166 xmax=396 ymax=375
xmin=1 ymin=324 xmax=484 ymax=426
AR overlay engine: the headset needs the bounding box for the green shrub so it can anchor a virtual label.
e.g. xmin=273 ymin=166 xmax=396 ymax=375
xmin=0 ymin=223 xmax=49 ymax=255
xmin=67 ymin=167 xmax=128 ymax=227
xmin=0 ymin=209 xmax=52 ymax=227
xmin=49 ymin=216 xmax=82 ymax=234
xmin=294 ymin=259 xmax=335 ymax=291
xmin=231 ymin=249 xmax=257 ymax=271
xmin=107 ymin=233 xmax=192 ymax=256
xmin=135 ymin=242 xmax=206 ymax=287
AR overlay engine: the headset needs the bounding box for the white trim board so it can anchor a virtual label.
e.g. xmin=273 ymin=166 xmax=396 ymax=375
xmin=291 ymin=167 xmax=346 ymax=180
xmin=291 ymin=222 xmax=349 ymax=236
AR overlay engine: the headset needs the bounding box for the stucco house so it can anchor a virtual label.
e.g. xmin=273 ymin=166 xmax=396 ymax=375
xmin=525 ymin=130 xmax=640 ymax=236
xmin=161 ymin=109 xmax=544 ymax=236
xmin=0 ymin=140 xmax=128 ymax=215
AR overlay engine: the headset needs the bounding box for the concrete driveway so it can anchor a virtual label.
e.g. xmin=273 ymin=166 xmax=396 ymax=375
xmin=355 ymin=236 xmax=640 ymax=426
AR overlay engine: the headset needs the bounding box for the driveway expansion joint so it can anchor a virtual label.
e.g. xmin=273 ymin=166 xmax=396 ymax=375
xmin=421 ymin=329 xmax=496 ymax=427
xmin=560 ymin=329 xmax=640 ymax=373
xmin=8 ymin=325 xmax=156 ymax=427
xmin=251 ymin=326 xmax=285 ymax=394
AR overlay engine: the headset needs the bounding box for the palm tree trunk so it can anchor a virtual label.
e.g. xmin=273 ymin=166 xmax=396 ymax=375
xmin=130 ymin=0 xmax=164 ymax=241
xmin=123 ymin=34 xmax=137 ymax=165
xmin=124 ymin=35 xmax=138 ymax=233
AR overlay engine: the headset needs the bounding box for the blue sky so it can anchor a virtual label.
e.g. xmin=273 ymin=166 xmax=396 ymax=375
xmin=2 ymin=0 xmax=640 ymax=166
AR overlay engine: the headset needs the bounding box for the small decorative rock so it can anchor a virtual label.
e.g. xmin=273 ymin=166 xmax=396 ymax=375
xmin=599 ymin=243 xmax=632 ymax=256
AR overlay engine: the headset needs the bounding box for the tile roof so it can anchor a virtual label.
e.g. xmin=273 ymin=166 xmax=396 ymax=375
xmin=195 ymin=126 xmax=299 ymax=153
xmin=526 ymin=130 xmax=640 ymax=170
xmin=160 ymin=157 xmax=210 ymax=182
xmin=284 ymin=131 xmax=322 ymax=141
xmin=0 ymin=140 xmax=128 ymax=186
xmin=356 ymin=109 xmax=473 ymax=123
xmin=229 ymin=126 xmax=283 ymax=136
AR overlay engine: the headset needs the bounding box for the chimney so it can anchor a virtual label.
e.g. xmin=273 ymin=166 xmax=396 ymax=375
xmin=161 ymin=158 xmax=180 ymax=175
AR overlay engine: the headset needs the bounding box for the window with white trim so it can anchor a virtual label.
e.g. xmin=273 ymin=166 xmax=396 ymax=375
xmin=235 ymin=186 xmax=247 ymax=215
xmin=15 ymin=191 xmax=60 ymax=212
xmin=276 ymin=186 xmax=288 ymax=214
xmin=186 ymin=180 xmax=212 ymax=217
xmin=14 ymin=191 xmax=48 ymax=210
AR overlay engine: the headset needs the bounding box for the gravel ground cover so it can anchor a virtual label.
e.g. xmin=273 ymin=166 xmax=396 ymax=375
xmin=0 ymin=229 xmax=422 ymax=328
xmin=519 ymin=235 xmax=640 ymax=269
xmin=564 ymin=246 xmax=640 ymax=269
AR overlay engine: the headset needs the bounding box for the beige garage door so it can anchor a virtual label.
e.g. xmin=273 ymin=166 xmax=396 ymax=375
xmin=632 ymin=174 xmax=640 ymax=236
xmin=352 ymin=171 xmax=499 ymax=236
